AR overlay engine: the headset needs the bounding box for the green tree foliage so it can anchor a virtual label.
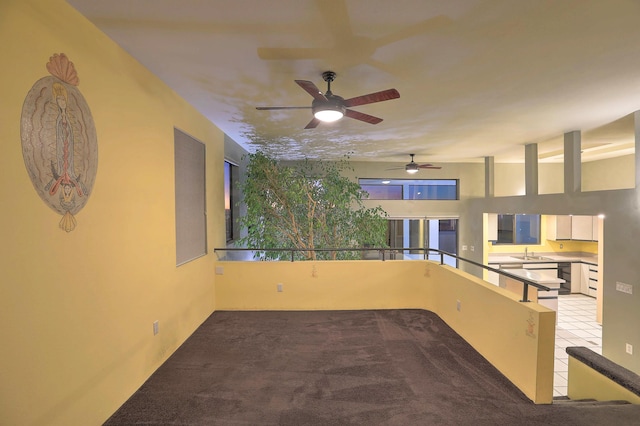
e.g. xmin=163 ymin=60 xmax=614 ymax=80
xmin=238 ymin=151 xmax=388 ymax=260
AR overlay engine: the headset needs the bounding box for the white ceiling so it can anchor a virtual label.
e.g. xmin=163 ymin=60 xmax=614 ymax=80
xmin=67 ymin=0 xmax=640 ymax=163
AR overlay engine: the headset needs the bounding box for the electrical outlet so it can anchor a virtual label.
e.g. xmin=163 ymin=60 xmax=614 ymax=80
xmin=215 ymin=266 xmax=224 ymax=275
xmin=456 ymin=300 xmax=461 ymax=311
xmin=462 ymin=245 xmax=468 ymax=251
xmin=470 ymin=246 xmax=475 ymax=252
xmin=559 ymin=243 xmax=563 ymax=249
xmin=277 ymin=283 xmax=283 ymax=292
xmin=153 ymin=320 xmax=159 ymax=336
xmin=626 ymin=343 xmax=633 ymax=355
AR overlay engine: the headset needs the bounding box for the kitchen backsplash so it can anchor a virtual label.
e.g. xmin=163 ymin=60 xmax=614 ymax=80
xmin=485 ymin=238 xmax=598 ymax=255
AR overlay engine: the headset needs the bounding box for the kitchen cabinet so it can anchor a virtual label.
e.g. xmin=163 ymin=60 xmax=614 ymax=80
xmin=571 ymin=215 xmax=594 ymax=241
xmin=570 ymin=262 xmax=582 ymax=293
xmin=580 ymin=263 xmax=598 ymax=297
xmin=546 ymin=215 xmax=572 ymax=240
xmin=588 ymin=265 xmax=598 ymax=297
xmin=546 ymin=214 xmax=599 ymax=241
xmin=487 ymin=263 xmax=500 ymax=285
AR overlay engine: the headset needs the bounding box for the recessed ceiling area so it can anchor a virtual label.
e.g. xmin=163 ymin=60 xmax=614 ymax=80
xmin=67 ymin=0 xmax=640 ymax=163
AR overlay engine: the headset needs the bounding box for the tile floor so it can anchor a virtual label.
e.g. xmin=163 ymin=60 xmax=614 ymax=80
xmin=554 ymin=294 xmax=602 ymax=397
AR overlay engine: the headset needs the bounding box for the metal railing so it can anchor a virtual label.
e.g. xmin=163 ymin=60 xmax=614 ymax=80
xmin=213 ymin=246 xmax=551 ymax=303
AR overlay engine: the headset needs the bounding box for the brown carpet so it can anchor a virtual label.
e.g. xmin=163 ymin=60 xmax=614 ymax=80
xmin=104 ymin=310 xmax=640 ymax=425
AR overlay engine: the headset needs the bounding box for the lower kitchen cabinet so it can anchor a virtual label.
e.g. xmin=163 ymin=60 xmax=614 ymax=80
xmin=570 ymin=262 xmax=582 ymax=293
xmin=588 ymin=265 xmax=598 ymax=297
xmin=580 ymin=263 xmax=598 ymax=297
xmin=487 ymin=264 xmax=500 ymax=285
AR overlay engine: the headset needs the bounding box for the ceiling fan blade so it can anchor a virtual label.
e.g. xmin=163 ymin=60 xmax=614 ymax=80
xmin=256 ymin=106 xmax=311 ymax=110
xmin=385 ymin=167 xmax=406 ymax=170
xmin=344 ymin=109 xmax=383 ymax=125
xmin=257 ymin=47 xmax=332 ymax=60
xmin=295 ymin=80 xmax=328 ymax=101
xmin=304 ymin=117 xmax=321 ymax=129
xmin=343 ymin=89 xmax=400 ymax=107
xmin=418 ymin=164 xmax=442 ymax=169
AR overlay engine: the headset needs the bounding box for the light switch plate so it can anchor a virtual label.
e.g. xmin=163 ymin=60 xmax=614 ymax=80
xmin=616 ymin=282 xmax=633 ymax=295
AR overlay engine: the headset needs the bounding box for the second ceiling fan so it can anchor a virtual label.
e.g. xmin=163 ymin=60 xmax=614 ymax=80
xmin=256 ymin=71 xmax=399 ymax=129
xmin=387 ymin=154 xmax=442 ymax=174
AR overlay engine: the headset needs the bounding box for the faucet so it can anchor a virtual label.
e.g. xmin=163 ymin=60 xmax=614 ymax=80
xmin=524 ymin=247 xmax=528 ymax=259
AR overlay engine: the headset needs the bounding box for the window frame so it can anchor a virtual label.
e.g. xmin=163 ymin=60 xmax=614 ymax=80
xmin=174 ymin=128 xmax=207 ymax=266
xmin=494 ymin=214 xmax=541 ymax=245
xmin=358 ymin=178 xmax=459 ymax=201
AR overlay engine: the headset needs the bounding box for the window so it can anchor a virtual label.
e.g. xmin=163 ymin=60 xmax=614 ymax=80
xmin=407 ymin=183 xmax=457 ymax=200
xmin=359 ymin=184 xmax=403 ymax=200
xmin=174 ymin=129 xmax=207 ymax=265
xmin=495 ymin=214 xmax=540 ymax=244
xmin=359 ymin=179 xmax=458 ymax=200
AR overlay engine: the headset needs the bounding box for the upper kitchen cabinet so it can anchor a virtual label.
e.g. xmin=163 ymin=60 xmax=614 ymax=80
xmin=572 ymin=215 xmax=594 ymax=241
xmin=546 ymin=214 xmax=599 ymax=241
xmin=547 ymin=215 xmax=572 ymax=240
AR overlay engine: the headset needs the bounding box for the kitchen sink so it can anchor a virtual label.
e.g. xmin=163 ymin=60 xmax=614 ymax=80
xmin=510 ymin=255 xmax=553 ymax=261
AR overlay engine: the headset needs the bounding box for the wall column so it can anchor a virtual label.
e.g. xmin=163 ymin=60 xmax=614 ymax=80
xmin=564 ymin=131 xmax=581 ymax=193
xmin=525 ymin=143 xmax=538 ymax=196
xmin=634 ymin=111 xmax=640 ymax=189
xmin=485 ymin=156 xmax=494 ymax=198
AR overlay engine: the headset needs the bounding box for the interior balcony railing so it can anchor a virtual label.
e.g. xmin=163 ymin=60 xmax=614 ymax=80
xmin=213 ymin=247 xmax=551 ymax=303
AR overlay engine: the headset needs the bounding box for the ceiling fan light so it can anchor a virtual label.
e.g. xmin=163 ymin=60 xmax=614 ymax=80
xmin=314 ymin=109 xmax=344 ymax=122
xmin=406 ymin=163 xmax=419 ymax=174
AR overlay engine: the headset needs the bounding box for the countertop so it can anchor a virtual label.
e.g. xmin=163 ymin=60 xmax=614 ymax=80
xmin=500 ymin=268 xmax=565 ymax=286
xmin=488 ymin=252 xmax=598 ymax=266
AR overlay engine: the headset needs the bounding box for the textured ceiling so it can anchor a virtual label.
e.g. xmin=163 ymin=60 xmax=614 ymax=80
xmin=67 ymin=0 xmax=640 ymax=163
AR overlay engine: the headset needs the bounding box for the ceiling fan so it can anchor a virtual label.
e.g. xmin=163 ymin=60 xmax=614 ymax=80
xmin=256 ymin=71 xmax=400 ymax=129
xmin=387 ymin=154 xmax=442 ymax=174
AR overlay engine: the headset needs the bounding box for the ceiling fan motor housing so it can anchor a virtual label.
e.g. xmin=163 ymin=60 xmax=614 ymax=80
xmin=406 ymin=162 xmax=419 ymax=173
xmin=312 ymin=94 xmax=346 ymax=117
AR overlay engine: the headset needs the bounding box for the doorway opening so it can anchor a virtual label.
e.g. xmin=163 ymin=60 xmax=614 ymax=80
xmin=387 ymin=218 xmax=458 ymax=267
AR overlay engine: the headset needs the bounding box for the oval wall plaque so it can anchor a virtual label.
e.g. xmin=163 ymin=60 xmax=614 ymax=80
xmin=21 ymin=53 xmax=98 ymax=232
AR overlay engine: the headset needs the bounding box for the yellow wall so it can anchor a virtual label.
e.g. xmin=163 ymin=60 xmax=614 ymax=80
xmin=568 ymin=357 xmax=640 ymax=404
xmin=0 ymin=1 xmax=224 ymax=424
xmin=215 ymin=260 xmax=556 ymax=404
xmin=215 ymin=260 xmax=434 ymax=311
